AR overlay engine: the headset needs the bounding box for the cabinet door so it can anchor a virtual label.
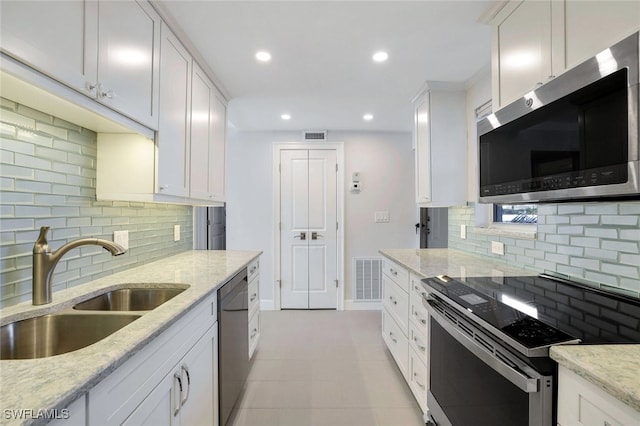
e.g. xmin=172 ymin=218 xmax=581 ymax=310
xmin=156 ymin=22 xmax=192 ymax=197
xmin=190 ymin=63 xmax=227 ymax=203
xmin=0 ymin=0 xmax=98 ymax=95
xmin=97 ymin=0 xmax=160 ymax=129
xmin=495 ymin=0 xmax=552 ymax=107
xmin=209 ymin=94 xmax=227 ymax=202
xmin=122 ymin=371 xmax=174 ymax=426
xmin=179 ymin=326 xmax=216 ymax=426
xmin=564 ymin=1 xmax=640 ymax=70
xmin=414 ymin=93 xmax=431 ymax=204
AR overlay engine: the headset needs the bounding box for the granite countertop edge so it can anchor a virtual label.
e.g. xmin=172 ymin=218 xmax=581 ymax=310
xmin=550 ymin=345 xmax=640 ymax=413
xmin=0 ymin=249 xmax=262 ymax=426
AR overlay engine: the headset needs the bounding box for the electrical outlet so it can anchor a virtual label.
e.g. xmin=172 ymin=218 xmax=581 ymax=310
xmin=174 ymin=225 xmax=180 ymax=242
xmin=491 ymin=241 xmax=505 ymax=256
xmin=460 ymin=224 xmax=466 ymax=239
xmin=113 ymin=230 xmax=129 ymax=250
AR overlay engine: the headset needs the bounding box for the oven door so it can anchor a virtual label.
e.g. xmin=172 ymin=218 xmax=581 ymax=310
xmin=424 ymin=297 xmax=554 ymax=426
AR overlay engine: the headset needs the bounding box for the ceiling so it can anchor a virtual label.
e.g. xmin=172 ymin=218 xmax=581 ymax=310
xmin=157 ymin=1 xmax=494 ymax=133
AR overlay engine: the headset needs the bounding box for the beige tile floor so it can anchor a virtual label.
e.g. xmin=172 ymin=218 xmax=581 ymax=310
xmin=228 ymin=310 xmax=424 ymax=426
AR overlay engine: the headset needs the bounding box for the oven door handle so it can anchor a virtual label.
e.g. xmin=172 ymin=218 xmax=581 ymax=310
xmin=423 ymin=294 xmax=539 ymax=394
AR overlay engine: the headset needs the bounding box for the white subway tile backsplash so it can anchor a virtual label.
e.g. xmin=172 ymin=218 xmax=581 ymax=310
xmin=449 ymin=202 xmax=640 ymax=298
xmin=0 ymin=97 xmax=193 ymax=308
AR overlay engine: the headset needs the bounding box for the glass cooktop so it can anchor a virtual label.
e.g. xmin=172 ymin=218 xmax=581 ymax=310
xmin=422 ymin=274 xmax=640 ymax=349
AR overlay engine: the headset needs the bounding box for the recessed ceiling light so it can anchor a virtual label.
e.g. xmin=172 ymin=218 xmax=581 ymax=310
xmin=363 ymin=114 xmax=374 ymax=121
xmin=372 ymin=51 xmax=388 ymax=63
xmin=256 ymin=51 xmax=271 ymax=62
xmin=281 ymin=114 xmax=291 ymax=120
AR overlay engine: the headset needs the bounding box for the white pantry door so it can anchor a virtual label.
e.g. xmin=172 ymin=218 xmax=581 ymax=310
xmin=280 ymin=149 xmax=338 ymax=309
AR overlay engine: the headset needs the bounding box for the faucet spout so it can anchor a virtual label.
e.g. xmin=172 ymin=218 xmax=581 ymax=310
xmin=32 ymin=226 xmax=126 ymax=305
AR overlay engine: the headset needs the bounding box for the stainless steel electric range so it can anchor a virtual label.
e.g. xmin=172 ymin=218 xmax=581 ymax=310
xmin=421 ymin=273 xmax=640 ymax=426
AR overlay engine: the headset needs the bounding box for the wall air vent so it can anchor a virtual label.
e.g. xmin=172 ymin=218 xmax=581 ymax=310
xmin=353 ymin=257 xmax=382 ymax=301
xmin=303 ymin=130 xmax=327 ymax=141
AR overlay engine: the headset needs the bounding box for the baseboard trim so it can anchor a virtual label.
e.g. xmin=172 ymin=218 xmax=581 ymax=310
xmin=344 ymin=299 xmax=382 ymax=310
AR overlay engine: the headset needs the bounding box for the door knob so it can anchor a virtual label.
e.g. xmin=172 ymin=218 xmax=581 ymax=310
xmin=311 ymin=232 xmax=323 ymax=240
xmin=294 ymin=232 xmax=306 ymax=240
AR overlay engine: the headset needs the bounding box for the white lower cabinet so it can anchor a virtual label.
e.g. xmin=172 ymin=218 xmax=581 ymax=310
xmin=89 ymin=294 xmax=218 ymax=426
xmin=382 ymin=261 xmax=429 ymax=416
xmin=557 ymin=365 xmax=639 ymax=426
xmin=124 ymin=326 xmax=217 ymax=426
xmin=248 ymin=258 xmax=260 ymax=358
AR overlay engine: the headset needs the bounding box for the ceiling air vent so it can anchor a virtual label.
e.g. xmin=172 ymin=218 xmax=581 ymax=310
xmin=303 ymin=130 xmax=327 ymax=141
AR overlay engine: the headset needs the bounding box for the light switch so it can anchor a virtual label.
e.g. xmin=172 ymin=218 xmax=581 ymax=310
xmin=174 ymin=225 xmax=180 ymax=242
xmin=460 ymin=224 xmax=466 ymax=239
xmin=374 ymin=211 xmax=390 ymax=223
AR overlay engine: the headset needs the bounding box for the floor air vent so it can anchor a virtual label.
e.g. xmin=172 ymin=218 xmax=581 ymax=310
xmin=353 ymin=258 xmax=382 ymax=301
xmin=303 ymin=130 xmax=327 ymax=141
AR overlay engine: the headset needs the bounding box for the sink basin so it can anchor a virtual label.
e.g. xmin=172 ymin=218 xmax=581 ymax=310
xmin=73 ymin=287 xmax=185 ymax=311
xmin=0 ymin=313 xmax=141 ymax=360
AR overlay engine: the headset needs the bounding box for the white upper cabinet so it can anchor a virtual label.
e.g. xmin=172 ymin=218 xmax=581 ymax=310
xmin=563 ymin=0 xmax=640 ymax=70
xmin=0 ymin=0 xmax=98 ymax=97
xmin=1 ymin=0 xmax=160 ymax=130
xmin=156 ymin=22 xmax=192 ymax=198
xmin=96 ymin=0 xmax=161 ymax=129
xmin=190 ymin=63 xmax=227 ymax=203
xmin=490 ymin=0 xmax=640 ymax=110
xmin=413 ymin=85 xmax=467 ymax=207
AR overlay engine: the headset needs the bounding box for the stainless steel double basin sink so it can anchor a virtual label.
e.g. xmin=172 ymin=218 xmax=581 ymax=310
xmin=1 ymin=286 xmax=187 ymax=360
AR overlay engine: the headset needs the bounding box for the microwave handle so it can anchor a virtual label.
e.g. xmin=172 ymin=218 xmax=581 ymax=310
xmin=423 ymin=294 xmax=539 ymax=394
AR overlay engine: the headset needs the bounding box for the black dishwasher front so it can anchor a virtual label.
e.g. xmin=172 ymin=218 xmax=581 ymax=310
xmin=218 ymin=268 xmax=249 ymax=425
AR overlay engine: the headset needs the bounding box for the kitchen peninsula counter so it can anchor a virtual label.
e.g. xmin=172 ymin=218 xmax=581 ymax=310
xmin=551 ymin=344 xmax=640 ymax=413
xmin=0 ymin=250 xmax=261 ymax=425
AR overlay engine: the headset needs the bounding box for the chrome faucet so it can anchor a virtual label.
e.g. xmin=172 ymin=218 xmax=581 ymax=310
xmin=32 ymin=226 xmax=126 ymax=305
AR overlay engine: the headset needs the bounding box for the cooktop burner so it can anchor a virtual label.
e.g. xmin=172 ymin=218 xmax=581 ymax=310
xmin=422 ymin=274 xmax=640 ymax=350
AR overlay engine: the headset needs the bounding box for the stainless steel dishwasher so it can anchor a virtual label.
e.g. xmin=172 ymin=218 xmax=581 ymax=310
xmin=218 ymin=269 xmax=249 ymax=426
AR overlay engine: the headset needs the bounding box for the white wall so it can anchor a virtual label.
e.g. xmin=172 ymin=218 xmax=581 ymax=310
xmin=226 ymin=129 xmax=417 ymax=309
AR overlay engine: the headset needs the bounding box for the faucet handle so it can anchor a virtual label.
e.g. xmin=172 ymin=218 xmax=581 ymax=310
xmin=33 ymin=226 xmax=51 ymax=254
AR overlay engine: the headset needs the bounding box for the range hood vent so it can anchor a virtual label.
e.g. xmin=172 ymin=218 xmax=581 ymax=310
xmin=303 ymin=130 xmax=327 ymax=141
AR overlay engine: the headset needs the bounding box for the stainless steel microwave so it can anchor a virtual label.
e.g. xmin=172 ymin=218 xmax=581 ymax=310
xmin=477 ymin=32 xmax=639 ymax=204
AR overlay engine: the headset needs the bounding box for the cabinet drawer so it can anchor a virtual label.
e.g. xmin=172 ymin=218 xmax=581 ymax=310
xmin=382 ymin=307 xmax=408 ymax=379
xmin=383 ymin=275 xmax=409 ymax=335
xmin=248 ymin=258 xmax=260 ymax=283
xmin=410 ymin=297 xmax=428 ymax=331
xmin=409 ymin=273 xmax=428 ymax=305
xmin=409 ymin=346 xmax=428 ymax=414
xmin=249 ymin=310 xmax=260 ymax=358
xmin=248 ymin=277 xmax=260 ymax=316
xmin=409 ymin=321 xmax=428 ymax=361
xmin=382 ymin=258 xmax=409 ymax=292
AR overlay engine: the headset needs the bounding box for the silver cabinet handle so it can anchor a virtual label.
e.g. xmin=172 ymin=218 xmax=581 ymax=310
xmin=413 ymin=336 xmax=426 ymax=352
xmin=251 ymin=328 xmax=258 ymax=339
xmin=250 ymin=266 xmax=257 ymax=274
xmin=389 ymin=331 xmax=397 ymax=343
xmin=389 ymin=296 xmax=397 ymax=305
xmin=173 ymin=372 xmax=183 ymax=416
xmin=389 ymin=268 xmax=398 ymax=276
xmin=100 ymin=88 xmax=115 ymax=99
xmin=413 ymin=311 xmax=427 ymax=325
xmin=250 ymin=293 xmax=257 ymax=302
xmin=181 ymin=364 xmax=191 ymax=406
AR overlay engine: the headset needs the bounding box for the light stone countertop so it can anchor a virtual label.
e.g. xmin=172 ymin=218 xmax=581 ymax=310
xmin=550 ymin=344 xmax=640 ymax=413
xmin=380 ymin=248 xmax=640 ymax=415
xmin=379 ymin=248 xmax=534 ymax=279
xmin=0 ymin=250 xmax=261 ymax=426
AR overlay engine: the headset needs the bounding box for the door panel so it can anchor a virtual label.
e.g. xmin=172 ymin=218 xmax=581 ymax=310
xmin=281 ymin=149 xmax=337 ymax=309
